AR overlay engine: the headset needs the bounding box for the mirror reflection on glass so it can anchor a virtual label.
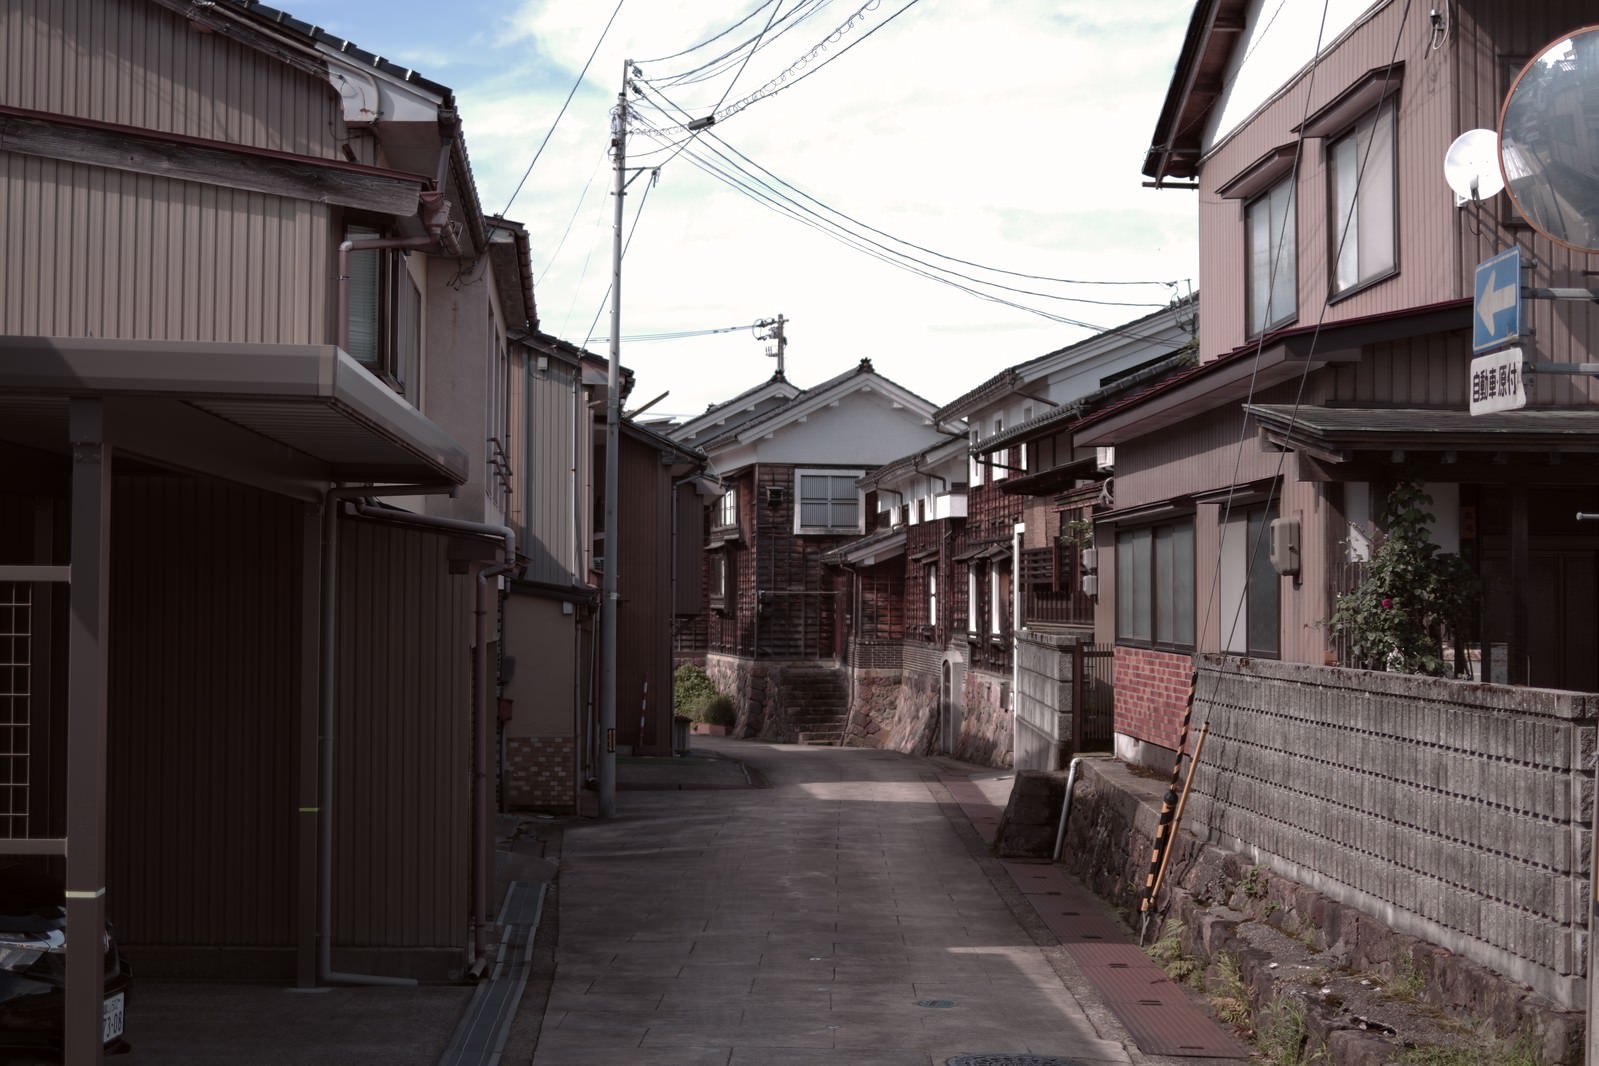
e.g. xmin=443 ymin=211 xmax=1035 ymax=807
xmin=1499 ymin=27 xmax=1599 ymax=253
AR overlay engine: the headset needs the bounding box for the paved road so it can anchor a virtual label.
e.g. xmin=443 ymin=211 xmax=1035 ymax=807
xmin=508 ymin=739 xmax=1154 ymax=1066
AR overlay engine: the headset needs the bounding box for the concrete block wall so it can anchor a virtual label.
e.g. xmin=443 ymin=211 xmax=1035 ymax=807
xmin=1016 ymin=631 xmax=1071 ymax=771
xmin=1188 ymin=654 xmax=1597 ymax=1008
xmin=503 ymin=736 xmax=576 ymax=812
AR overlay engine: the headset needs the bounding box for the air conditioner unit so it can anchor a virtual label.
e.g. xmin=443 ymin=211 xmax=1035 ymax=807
xmin=1095 ymin=446 xmax=1115 ymax=472
xmin=1081 ymin=573 xmax=1099 ymax=597
xmin=1080 ymin=547 xmax=1098 ymax=571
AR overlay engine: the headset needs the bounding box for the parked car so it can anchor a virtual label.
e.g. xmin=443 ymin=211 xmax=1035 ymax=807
xmin=0 ymin=859 xmax=130 ymax=1055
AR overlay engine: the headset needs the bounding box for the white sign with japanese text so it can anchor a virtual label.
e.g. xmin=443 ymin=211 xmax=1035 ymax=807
xmin=1469 ymin=346 xmax=1526 ymax=415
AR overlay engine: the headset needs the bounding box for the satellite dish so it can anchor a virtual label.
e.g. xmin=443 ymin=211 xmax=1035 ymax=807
xmin=1498 ymin=25 xmax=1599 ymax=253
xmin=1442 ymin=129 xmax=1505 ymax=204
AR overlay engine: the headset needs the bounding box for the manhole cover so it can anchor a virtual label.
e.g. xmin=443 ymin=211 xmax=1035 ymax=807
xmin=947 ymin=1058 xmax=1085 ymax=1066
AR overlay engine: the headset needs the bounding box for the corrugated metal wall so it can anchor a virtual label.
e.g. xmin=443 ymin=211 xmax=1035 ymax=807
xmin=335 ymin=519 xmax=471 ymax=956
xmin=520 ymin=355 xmax=585 ymax=586
xmin=0 ymin=153 xmax=327 ymax=342
xmin=107 ymin=474 xmax=300 ymax=958
xmin=617 ymin=435 xmax=672 ymax=753
xmin=103 ymin=477 xmax=472 ymax=976
xmin=4 ymin=0 xmax=340 ymax=155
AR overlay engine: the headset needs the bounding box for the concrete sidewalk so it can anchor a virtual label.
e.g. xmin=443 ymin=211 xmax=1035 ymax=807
xmin=498 ymin=736 xmax=1237 ymax=1066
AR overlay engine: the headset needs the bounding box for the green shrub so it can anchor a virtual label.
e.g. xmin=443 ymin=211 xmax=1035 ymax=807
xmin=673 ymin=663 xmax=717 ymax=720
xmin=701 ymin=694 xmax=736 ymax=728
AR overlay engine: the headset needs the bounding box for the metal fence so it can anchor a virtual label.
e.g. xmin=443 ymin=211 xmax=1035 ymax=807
xmin=1071 ymin=642 xmax=1115 ymax=751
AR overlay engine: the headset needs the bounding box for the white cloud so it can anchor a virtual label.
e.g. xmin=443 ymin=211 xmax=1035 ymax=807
xmin=329 ymin=0 xmax=1200 ymax=418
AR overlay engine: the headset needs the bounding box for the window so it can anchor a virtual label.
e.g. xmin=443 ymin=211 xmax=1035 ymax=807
xmin=989 ymin=563 xmax=1006 ymax=636
xmin=709 ymin=549 xmax=733 ymax=612
xmin=713 ymin=488 xmax=738 ymax=531
xmin=926 ymin=562 xmax=938 ymax=626
xmin=345 ymin=226 xmax=422 ymax=394
xmin=967 ymin=567 xmax=979 ymax=635
xmin=1330 ymin=100 xmax=1396 ymax=295
xmin=1115 ymin=518 xmax=1195 ymax=649
xmin=794 ymin=470 xmax=862 ymax=534
xmin=1220 ymin=505 xmax=1280 ymax=657
xmin=1246 ymin=180 xmax=1296 ymax=336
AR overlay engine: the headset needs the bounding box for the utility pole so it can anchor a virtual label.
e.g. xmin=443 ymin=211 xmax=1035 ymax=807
xmin=599 ymin=60 xmax=632 ymax=819
xmin=756 ymin=314 xmax=787 ymax=379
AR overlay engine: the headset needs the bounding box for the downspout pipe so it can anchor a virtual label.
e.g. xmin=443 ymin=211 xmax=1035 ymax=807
xmin=319 ymin=484 xmax=451 ymax=988
xmin=1052 ymin=755 xmax=1085 ymax=862
xmin=347 ymin=500 xmax=517 ymax=978
xmin=1012 ymin=521 xmax=1023 ymax=768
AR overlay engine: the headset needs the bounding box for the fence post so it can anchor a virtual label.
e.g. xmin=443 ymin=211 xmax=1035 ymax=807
xmin=1071 ymin=641 xmax=1085 ymax=754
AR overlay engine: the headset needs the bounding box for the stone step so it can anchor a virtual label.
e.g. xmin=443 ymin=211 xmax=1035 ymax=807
xmin=796 ymin=730 xmax=842 ymax=746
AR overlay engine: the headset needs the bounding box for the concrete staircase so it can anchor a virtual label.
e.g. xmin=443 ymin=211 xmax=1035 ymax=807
xmin=782 ymin=667 xmax=849 ymax=745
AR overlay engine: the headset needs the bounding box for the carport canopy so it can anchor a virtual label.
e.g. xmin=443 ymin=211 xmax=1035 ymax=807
xmin=0 ymin=336 xmax=469 ymax=1063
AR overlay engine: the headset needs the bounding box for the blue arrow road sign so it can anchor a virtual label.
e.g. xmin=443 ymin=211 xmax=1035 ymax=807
xmin=1473 ymin=246 xmax=1521 ymax=354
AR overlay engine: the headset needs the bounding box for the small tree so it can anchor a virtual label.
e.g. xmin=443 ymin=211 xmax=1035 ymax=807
xmin=1328 ymin=481 xmax=1477 ymax=677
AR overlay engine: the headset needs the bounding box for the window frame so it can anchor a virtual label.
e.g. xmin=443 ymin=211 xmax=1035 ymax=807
xmin=1114 ymin=516 xmax=1196 ymax=652
xmin=1220 ymin=503 xmax=1282 ymax=659
xmin=344 ymin=225 xmax=422 ymax=395
xmin=1244 ymin=178 xmax=1298 ymax=337
xmin=792 ymin=469 xmax=865 ymax=535
xmin=709 ymin=549 xmax=733 ymax=614
xmin=712 ymin=487 xmax=739 ymax=532
xmin=1328 ymin=98 xmax=1398 ymax=300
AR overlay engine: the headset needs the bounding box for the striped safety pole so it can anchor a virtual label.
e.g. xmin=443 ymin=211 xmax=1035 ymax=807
xmin=1139 ymin=666 xmax=1197 ymax=945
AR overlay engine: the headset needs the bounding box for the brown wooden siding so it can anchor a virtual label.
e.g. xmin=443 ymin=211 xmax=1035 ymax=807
xmin=0 ymin=153 xmax=327 ymax=342
xmin=4 ymin=0 xmax=342 ymax=157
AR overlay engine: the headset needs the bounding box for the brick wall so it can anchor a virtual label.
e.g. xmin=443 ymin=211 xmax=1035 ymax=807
xmin=503 ymin=736 xmax=575 ymax=812
xmin=1188 ymin=654 xmax=1596 ymax=1009
xmin=1113 ymin=645 xmax=1194 ymax=753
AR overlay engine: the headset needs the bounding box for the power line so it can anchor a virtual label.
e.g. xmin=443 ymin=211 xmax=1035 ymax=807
xmin=632 ymin=78 xmax=1178 ymax=290
xmin=634 ymin=0 xmax=783 ymax=65
xmin=497 ymin=0 xmax=627 ymax=221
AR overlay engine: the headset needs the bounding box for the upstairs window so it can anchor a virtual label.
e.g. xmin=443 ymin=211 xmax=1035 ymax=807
xmin=713 ymin=488 xmax=738 ymax=531
xmin=345 ymin=225 xmax=422 ymax=395
xmin=794 ymin=470 xmax=863 ymax=534
xmin=1330 ymin=100 xmax=1397 ymax=296
xmin=925 ymin=562 xmax=938 ymax=626
xmin=1246 ymin=180 xmax=1296 ymax=336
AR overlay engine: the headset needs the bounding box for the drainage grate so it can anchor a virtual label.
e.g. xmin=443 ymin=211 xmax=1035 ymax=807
xmin=916 ymin=998 xmax=956 ymax=1008
xmin=947 ymin=1057 xmax=1085 ymax=1066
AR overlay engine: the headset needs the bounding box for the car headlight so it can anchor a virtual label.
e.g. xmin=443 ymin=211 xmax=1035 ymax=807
xmin=0 ymin=929 xmax=63 ymax=972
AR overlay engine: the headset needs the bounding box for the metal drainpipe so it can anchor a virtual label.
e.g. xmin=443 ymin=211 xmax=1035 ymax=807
xmin=319 ymin=484 xmax=452 ymax=988
xmin=1011 ymin=521 xmax=1023 ymax=767
xmin=1052 ymin=755 xmax=1085 ymax=862
xmin=338 ymin=235 xmax=442 ymax=355
xmin=347 ymin=500 xmax=517 ymax=978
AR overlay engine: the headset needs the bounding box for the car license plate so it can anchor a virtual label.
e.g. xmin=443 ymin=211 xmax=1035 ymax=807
xmin=102 ymin=991 xmax=125 ymax=1044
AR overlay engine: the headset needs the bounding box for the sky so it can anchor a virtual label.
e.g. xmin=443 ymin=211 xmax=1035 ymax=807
xmin=289 ymin=0 xmax=1201 ymax=421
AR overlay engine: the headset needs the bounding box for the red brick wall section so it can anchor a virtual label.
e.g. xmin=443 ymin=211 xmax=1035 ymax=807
xmin=504 ymin=736 xmax=576 ymax=812
xmin=1112 ymin=646 xmax=1194 ymax=751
